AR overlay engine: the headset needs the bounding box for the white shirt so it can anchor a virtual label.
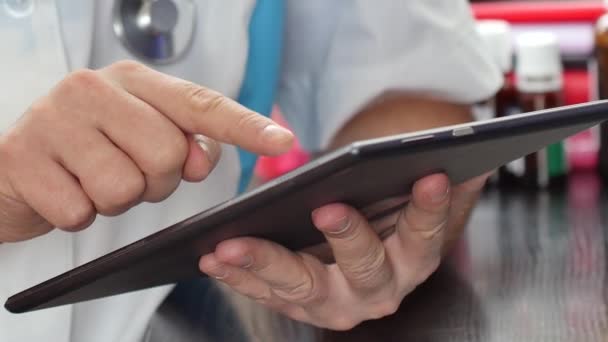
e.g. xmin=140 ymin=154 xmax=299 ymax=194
xmin=0 ymin=1 xmax=501 ymax=341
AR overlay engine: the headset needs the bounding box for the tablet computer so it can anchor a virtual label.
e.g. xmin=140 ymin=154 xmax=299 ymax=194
xmin=6 ymin=100 xmax=608 ymax=313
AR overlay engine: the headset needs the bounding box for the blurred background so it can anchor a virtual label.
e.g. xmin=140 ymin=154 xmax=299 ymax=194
xmin=256 ymin=0 xmax=608 ymax=188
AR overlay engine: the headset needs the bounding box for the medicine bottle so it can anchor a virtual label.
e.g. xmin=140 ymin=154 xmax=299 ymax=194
xmin=476 ymin=20 xmax=519 ymax=184
xmin=476 ymin=20 xmax=517 ymax=119
xmin=515 ymin=32 xmax=566 ymax=188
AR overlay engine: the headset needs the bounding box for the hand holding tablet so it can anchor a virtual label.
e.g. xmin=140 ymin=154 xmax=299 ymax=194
xmin=6 ymin=100 xmax=608 ymax=314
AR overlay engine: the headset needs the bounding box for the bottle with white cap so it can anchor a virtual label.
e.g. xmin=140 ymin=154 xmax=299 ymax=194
xmin=516 ymin=32 xmax=563 ymax=95
xmin=476 ymin=20 xmax=518 ymax=184
xmin=515 ymin=31 xmax=566 ymax=188
xmin=476 ymin=20 xmax=517 ymax=118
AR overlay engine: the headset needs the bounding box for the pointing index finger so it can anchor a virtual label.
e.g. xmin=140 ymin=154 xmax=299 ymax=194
xmin=101 ymin=61 xmax=294 ymax=156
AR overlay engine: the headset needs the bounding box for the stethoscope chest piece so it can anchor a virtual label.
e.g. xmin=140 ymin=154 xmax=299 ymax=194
xmin=113 ymin=0 xmax=195 ymax=64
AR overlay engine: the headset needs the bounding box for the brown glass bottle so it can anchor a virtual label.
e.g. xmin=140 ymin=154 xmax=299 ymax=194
xmin=476 ymin=20 xmax=518 ymax=184
xmin=495 ymin=76 xmax=522 ymax=185
xmin=495 ymin=77 xmax=517 ymax=118
xmin=477 ymin=20 xmax=516 ymax=119
xmin=519 ymin=91 xmax=565 ymax=187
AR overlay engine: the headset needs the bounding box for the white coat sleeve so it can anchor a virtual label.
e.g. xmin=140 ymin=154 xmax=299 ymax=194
xmin=277 ymin=0 xmax=503 ymax=152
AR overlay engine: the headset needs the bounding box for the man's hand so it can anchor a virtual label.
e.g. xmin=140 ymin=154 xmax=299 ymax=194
xmin=200 ymin=173 xmax=489 ymax=330
xmin=0 ymin=61 xmax=294 ymax=242
xmin=200 ymin=94 xmax=487 ymax=330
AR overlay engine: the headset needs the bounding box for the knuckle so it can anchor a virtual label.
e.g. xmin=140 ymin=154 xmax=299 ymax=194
xmin=251 ymin=290 xmax=274 ymax=303
xmin=403 ymin=210 xmax=448 ymax=240
xmin=347 ymin=247 xmax=391 ymax=290
xmin=273 ymin=278 xmax=324 ymax=305
xmin=331 ymin=220 xmax=361 ymax=242
xmin=143 ymin=135 xmax=189 ymax=177
xmin=94 ymin=174 xmax=145 ymax=216
xmin=59 ymin=69 xmax=105 ymax=96
xmin=0 ymin=132 xmax=24 ymax=165
xmin=26 ymin=98 xmax=65 ymax=128
xmin=27 ymin=99 xmax=56 ymax=120
xmin=422 ymin=220 xmax=448 ymax=241
xmin=180 ymin=81 xmax=223 ymax=112
xmin=233 ymin=111 xmax=266 ymax=136
xmin=202 ymin=91 xmax=228 ymax=114
xmin=175 ymin=82 xmax=226 ymax=130
xmin=110 ymin=60 xmax=147 ymax=75
xmin=221 ymin=273 xmax=245 ymax=288
xmin=142 ymin=181 xmax=179 ymax=204
xmin=411 ymin=192 xmax=450 ymax=216
xmin=250 ymin=258 xmax=272 ymax=274
xmin=177 ymin=81 xmax=264 ymax=142
xmin=118 ymin=174 xmax=147 ymax=202
xmin=328 ymin=211 xmax=362 ymax=240
xmin=417 ymin=203 xmax=447 ymax=218
xmin=57 ymin=200 xmax=95 ymax=232
xmin=52 ymin=70 xmax=112 ymax=112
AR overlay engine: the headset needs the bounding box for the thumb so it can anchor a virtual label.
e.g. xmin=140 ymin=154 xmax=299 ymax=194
xmin=182 ymin=134 xmax=222 ymax=182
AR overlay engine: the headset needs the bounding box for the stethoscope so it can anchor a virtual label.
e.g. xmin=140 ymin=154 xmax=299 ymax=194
xmin=113 ymin=0 xmax=196 ymax=64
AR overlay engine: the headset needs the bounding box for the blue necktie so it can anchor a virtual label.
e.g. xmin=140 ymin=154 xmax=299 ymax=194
xmin=236 ymin=0 xmax=285 ymax=193
xmin=164 ymin=3 xmax=286 ymax=340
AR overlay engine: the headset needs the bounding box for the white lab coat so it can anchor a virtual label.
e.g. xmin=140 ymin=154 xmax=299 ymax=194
xmin=0 ymin=1 xmax=501 ymax=341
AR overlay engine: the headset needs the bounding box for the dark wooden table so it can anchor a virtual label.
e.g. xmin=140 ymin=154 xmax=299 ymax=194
xmin=147 ymin=172 xmax=608 ymax=342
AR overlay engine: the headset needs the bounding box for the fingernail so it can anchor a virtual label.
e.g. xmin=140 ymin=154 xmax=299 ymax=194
xmin=235 ymin=255 xmax=253 ymax=269
xmin=431 ymin=180 xmax=450 ymax=204
xmin=261 ymin=125 xmax=293 ymax=145
xmin=312 ymin=209 xmax=350 ymax=235
xmin=194 ymin=134 xmax=219 ymax=165
xmin=207 ymin=265 xmax=228 ymax=280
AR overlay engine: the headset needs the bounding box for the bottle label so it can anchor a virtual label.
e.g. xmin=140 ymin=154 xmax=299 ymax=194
xmin=506 ymin=157 xmax=525 ymax=177
xmin=505 ymin=106 xmax=525 ymax=177
xmin=472 ymin=99 xmax=496 ymax=121
xmin=547 ymin=142 xmax=568 ymax=178
xmin=538 ymin=148 xmax=549 ymax=188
